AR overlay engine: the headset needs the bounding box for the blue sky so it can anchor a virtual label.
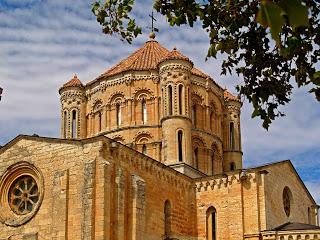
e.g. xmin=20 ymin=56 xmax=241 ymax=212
xmin=0 ymin=0 xmax=319 ymax=203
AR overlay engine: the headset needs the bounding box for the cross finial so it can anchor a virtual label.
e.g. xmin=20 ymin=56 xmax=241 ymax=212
xmin=148 ymin=10 xmax=158 ymax=39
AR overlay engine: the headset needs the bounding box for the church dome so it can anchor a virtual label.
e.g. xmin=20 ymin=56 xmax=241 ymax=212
xmin=87 ymin=39 xmax=215 ymax=86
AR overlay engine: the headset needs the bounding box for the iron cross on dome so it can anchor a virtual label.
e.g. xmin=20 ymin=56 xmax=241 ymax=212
xmin=148 ymin=11 xmax=159 ymax=33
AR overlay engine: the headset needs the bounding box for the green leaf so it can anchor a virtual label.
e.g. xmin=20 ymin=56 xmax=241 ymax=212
xmin=278 ymin=0 xmax=309 ymax=28
xmin=251 ymin=108 xmax=260 ymax=118
xmin=256 ymin=0 xmax=285 ymax=45
xmin=312 ymin=71 xmax=320 ymax=86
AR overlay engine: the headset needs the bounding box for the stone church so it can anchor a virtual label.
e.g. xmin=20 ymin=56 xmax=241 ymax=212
xmin=0 ymin=34 xmax=319 ymax=240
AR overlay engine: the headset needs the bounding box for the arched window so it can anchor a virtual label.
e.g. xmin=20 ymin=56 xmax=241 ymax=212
xmin=63 ymin=111 xmax=67 ymax=138
xmin=98 ymin=112 xmax=102 ymax=132
xmin=142 ymin=144 xmax=147 ymax=155
xmin=230 ymin=162 xmax=236 ymax=171
xmin=168 ymin=85 xmax=173 ymax=115
xmin=164 ymin=200 xmax=171 ymax=238
xmin=206 ymin=207 xmax=217 ymax=240
xmin=178 ymin=131 xmax=183 ymax=162
xmin=192 ymin=105 xmax=197 ymax=127
xmin=71 ymin=110 xmax=77 ymax=139
xmin=230 ymin=122 xmax=235 ymax=149
xmin=116 ymin=103 xmax=121 ymax=127
xmin=142 ymin=99 xmax=147 ymax=124
xmin=178 ymin=85 xmax=183 ymax=115
xmin=194 ymin=147 xmax=199 ymax=169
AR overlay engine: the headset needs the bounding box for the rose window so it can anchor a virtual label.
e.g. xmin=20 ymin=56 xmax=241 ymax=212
xmin=283 ymin=186 xmax=292 ymax=217
xmin=8 ymin=176 xmax=39 ymax=215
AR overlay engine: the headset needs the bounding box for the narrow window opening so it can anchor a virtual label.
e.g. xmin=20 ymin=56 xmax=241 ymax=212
xmin=178 ymin=131 xmax=183 ymax=162
xmin=192 ymin=105 xmax=197 ymax=127
xmin=178 ymin=85 xmax=183 ymax=115
xmin=168 ymin=85 xmax=173 ymax=115
xmin=116 ymin=103 xmax=121 ymax=127
xmin=308 ymin=207 xmax=311 ymax=224
xmin=164 ymin=200 xmax=171 ymax=238
xmin=63 ymin=111 xmax=67 ymax=138
xmin=194 ymin=147 xmax=199 ymax=169
xmin=230 ymin=122 xmax=235 ymax=150
xmin=72 ymin=110 xmax=77 ymax=138
xmin=142 ymin=144 xmax=147 ymax=155
xmin=142 ymin=99 xmax=147 ymax=124
xmin=230 ymin=162 xmax=236 ymax=171
xmin=206 ymin=207 xmax=217 ymax=240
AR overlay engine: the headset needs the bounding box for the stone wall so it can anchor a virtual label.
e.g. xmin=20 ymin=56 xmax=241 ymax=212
xmin=262 ymin=162 xmax=317 ymax=230
xmin=0 ymin=136 xmax=196 ymax=240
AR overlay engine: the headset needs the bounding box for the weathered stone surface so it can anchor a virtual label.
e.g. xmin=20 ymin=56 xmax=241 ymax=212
xmin=0 ymin=136 xmax=318 ymax=240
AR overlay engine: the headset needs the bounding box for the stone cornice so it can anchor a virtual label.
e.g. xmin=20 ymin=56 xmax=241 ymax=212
xmin=195 ymin=171 xmax=257 ymax=192
xmin=85 ymin=73 xmax=160 ymax=98
xmin=60 ymin=90 xmax=86 ymax=103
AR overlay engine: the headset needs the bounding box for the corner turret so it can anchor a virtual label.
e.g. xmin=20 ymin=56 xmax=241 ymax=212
xmin=158 ymin=48 xmax=200 ymax=176
xmin=59 ymin=74 xmax=87 ymax=139
xmin=223 ymin=90 xmax=242 ymax=171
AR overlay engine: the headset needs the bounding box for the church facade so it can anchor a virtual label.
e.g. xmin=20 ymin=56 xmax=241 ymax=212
xmin=0 ymin=35 xmax=319 ymax=240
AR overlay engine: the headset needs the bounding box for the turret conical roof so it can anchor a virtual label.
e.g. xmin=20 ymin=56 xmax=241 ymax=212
xmin=59 ymin=74 xmax=84 ymax=93
xmin=159 ymin=47 xmax=193 ymax=65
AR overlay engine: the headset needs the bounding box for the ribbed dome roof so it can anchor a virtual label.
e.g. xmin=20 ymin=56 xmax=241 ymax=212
xmin=101 ymin=39 xmax=169 ymax=78
xmin=88 ymin=38 xmax=215 ymax=86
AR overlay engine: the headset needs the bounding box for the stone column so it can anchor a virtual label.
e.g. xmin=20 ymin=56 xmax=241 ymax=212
xmin=154 ymin=98 xmax=159 ymax=123
xmin=132 ymin=100 xmax=136 ymax=125
xmin=91 ymin=114 xmax=95 ymax=137
xmin=205 ymin=106 xmax=210 ymax=131
xmin=115 ymin=168 xmax=125 ymax=240
xmin=81 ymin=160 xmax=96 ymax=240
xmin=107 ymin=105 xmax=111 ymax=131
xmin=128 ymin=99 xmax=133 ymax=125
xmin=52 ymin=170 xmax=69 ymax=240
xmin=132 ymin=175 xmax=146 ymax=240
xmin=87 ymin=114 xmax=91 ymax=137
xmin=101 ymin=106 xmax=107 ymax=131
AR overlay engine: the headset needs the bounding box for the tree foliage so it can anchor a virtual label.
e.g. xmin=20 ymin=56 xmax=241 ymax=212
xmin=92 ymin=0 xmax=320 ymax=129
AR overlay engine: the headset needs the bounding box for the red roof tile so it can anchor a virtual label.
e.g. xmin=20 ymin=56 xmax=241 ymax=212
xmin=60 ymin=74 xmax=83 ymax=92
xmin=159 ymin=47 xmax=193 ymax=65
xmin=101 ymin=39 xmax=170 ymax=78
xmin=87 ymin=38 xmax=219 ymax=87
xmin=224 ymin=90 xmax=240 ymax=102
